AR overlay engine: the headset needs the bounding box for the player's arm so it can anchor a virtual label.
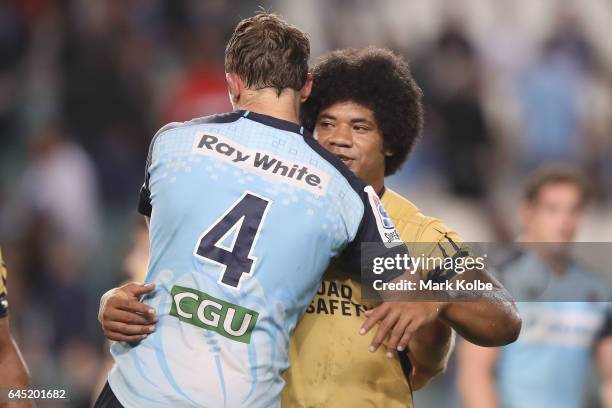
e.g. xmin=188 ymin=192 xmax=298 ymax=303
xmin=407 ymin=319 xmax=454 ymax=390
xmin=362 ymin=264 xmax=521 ymax=353
xmin=99 ymin=283 xmax=158 ymax=342
xmin=437 ymin=267 xmax=521 ymax=347
xmin=457 ymin=339 xmax=499 ymax=408
xmin=424 ymin=238 xmax=520 ymax=348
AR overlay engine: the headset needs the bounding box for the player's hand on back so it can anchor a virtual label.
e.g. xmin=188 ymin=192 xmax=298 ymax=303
xmin=360 ymin=301 xmax=446 ymax=358
xmin=99 ymin=282 xmax=158 ymax=342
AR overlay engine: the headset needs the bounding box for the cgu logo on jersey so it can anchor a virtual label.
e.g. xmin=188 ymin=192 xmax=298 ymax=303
xmin=170 ymin=285 xmax=259 ymax=344
xmin=192 ymin=132 xmax=330 ymax=196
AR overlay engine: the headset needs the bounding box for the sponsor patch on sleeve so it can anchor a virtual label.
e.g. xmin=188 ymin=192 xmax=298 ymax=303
xmin=364 ymin=186 xmax=402 ymax=244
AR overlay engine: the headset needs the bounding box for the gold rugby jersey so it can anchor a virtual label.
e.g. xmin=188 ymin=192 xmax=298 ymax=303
xmin=0 ymin=248 xmax=8 ymax=318
xmin=282 ymin=188 xmax=462 ymax=408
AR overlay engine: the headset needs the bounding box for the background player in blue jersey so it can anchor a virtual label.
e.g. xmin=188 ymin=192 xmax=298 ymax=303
xmin=94 ymin=13 xmax=422 ymax=408
xmin=458 ymin=165 xmax=612 ymax=408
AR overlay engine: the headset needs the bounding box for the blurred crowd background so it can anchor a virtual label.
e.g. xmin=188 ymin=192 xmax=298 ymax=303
xmin=0 ymin=0 xmax=610 ymax=407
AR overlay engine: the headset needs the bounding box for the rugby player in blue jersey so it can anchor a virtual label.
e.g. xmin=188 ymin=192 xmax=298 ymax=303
xmin=458 ymin=166 xmax=612 ymax=408
xmin=94 ymin=13 xmax=425 ymax=408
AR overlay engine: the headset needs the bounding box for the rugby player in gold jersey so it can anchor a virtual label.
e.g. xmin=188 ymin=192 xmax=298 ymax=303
xmin=281 ymin=47 xmax=520 ymax=407
xmin=98 ymin=47 xmax=521 ymax=407
xmin=0 ymin=248 xmax=32 ymax=408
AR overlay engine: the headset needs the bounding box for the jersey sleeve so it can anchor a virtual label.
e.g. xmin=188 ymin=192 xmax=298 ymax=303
xmin=138 ymin=139 xmax=154 ymax=217
xmin=0 ymin=249 xmax=8 ymax=318
xmin=339 ymin=185 xmax=408 ymax=280
xmin=138 ymin=184 xmax=152 ymax=217
xmin=138 ymin=136 xmax=155 ymax=217
xmin=138 ymin=123 xmax=180 ymax=217
xmin=416 ymin=221 xmax=469 ymax=283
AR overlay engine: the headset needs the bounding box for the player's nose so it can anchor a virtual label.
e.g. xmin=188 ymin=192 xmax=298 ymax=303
xmin=328 ymin=125 xmax=353 ymax=148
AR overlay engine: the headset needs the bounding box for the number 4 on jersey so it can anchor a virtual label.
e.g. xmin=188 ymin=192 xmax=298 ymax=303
xmin=194 ymin=192 xmax=271 ymax=289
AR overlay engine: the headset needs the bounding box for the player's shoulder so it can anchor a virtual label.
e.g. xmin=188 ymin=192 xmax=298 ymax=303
xmin=381 ymin=188 xmax=461 ymax=244
xmin=154 ymin=111 xmax=243 ymax=139
xmin=145 ymin=112 xmax=244 ymax=166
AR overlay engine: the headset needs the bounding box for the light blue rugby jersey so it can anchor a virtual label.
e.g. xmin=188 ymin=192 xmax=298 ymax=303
xmin=496 ymin=251 xmax=611 ymax=408
xmin=108 ymin=110 xmax=405 ymax=408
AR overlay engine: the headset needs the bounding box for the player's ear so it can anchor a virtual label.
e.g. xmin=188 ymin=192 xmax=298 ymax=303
xmin=226 ymin=72 xmax=243 ymax=106
xmin=300 ymin=71 xmax=313 ymax=103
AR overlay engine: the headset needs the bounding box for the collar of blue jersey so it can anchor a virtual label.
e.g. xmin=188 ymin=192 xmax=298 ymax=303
xmin=238 ymin=110 xmax=310 ymax=137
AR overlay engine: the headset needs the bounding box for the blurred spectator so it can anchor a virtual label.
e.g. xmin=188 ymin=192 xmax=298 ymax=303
xmin=92 ymin=121 xmax=150 ymax=206
xmin=3 ymin=124 xmax=102 ymax=355
xmin=159 ymin=1 xmax=236 ymax=122
xmin=160 ymin=33 xmax=231 ymax=122
xmin=457 ymin=165 xmax=612 ymax=408
xmin=4 ymin=124 xmax=106 ymax=407
xmin=14 ymin=124 xmax=101 ymax=252
xmin=0 ymin=0 xmax=29 ymax=150
xmin=580 ymin=56 xmax=612 ymax=203
xmin=516 ymin=17 xmax=591 ymax=168
xmin=423 ymin=21 xmax=492 ymax=198
xmin=413 ymin=21 xmax=511 ymax=240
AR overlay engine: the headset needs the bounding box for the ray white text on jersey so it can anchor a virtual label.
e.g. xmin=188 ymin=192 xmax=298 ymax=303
xmin=193 ymin=132 xmax=331 ymax=195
